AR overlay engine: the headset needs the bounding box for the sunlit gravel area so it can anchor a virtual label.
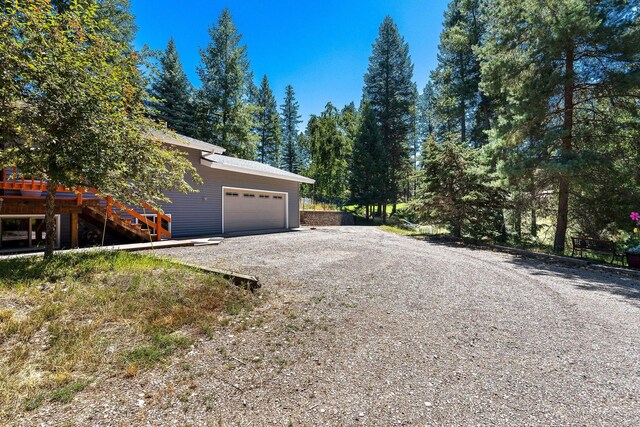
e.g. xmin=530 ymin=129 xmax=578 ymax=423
xmin=18 ymin=226 xmax=640 ymax=426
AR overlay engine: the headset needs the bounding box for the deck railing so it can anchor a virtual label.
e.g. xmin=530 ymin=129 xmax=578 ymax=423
xmin=1 ymin=168 xmax=171 ymax=241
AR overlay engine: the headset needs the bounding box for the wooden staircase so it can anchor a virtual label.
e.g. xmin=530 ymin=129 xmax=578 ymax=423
xmin=80 ymin=205 xmax=150 ymax=243
xmin=1 ymin=168 xmax=172 ymax=245
xmin=79 ymin=192 xmax=172 ymax=243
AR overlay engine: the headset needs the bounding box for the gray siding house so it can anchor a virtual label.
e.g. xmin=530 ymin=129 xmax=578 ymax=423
xmin=157 ymin=133 xmax=314 ymax=238
xmin=0 ymin=132 xmax=310 ymax=252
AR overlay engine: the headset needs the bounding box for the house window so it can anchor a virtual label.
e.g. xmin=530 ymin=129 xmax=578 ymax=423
xmin=243 ymin=193 xmax=255 ymax=198
xmin=273 ymin=195 xmax=283 ymax=200
xmin=259 ymin=195 xmax=269 ymax=199
xmin=225 ymin=192 xmax=239 ymax=197
xmin=0 ymin=215 xmax=60 ymax=250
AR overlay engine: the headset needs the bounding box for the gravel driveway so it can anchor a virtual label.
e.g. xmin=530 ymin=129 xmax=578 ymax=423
xmin=21 ymin=226 xmax=640 ymax=426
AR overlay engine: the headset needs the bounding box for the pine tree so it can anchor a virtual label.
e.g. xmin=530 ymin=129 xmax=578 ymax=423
xmin=416 ymin=81 xmax=436 ymax=151
xmin=363 ymin=16 xmax=416 ymax=219
xmin=149 ymin=38 xmax=196 ymax=137
xmin=350 ymin=102 xmax=385 ymax=219
xmin=253 ymin=75 xmax=281 ymax=165
xmin=196 ymin=8 xmax=254 ymax=158
xmin=430 ymin=0 xmax=488 ymax=146
xmin=280 ymin=85 xmax=302 ymax=173
xmin=414 ymin=137 xmax=505 ymax=238
xmin=479 ymin=0 xmax=640 ymax=252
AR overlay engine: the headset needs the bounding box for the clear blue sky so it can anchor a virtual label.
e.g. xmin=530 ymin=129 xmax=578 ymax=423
xmin=132 ymin=0 xmax=448 ymax=125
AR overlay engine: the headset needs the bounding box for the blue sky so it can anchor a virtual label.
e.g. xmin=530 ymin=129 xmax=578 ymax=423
xmin=132 ymin=0 xmax=448 ymax=125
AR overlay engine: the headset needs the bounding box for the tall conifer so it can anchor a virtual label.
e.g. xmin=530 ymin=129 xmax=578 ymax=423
xmin=280 ymin=85 xmax=302 ymax=173
xmin=364 ymin=16 xmax=416 ymax=218
xmin=150 ymin=38 xmax=195 ymax=137
xmin=254 ymin=75 xmax=281 ymax=165
xmin=196 ymin=8 xmax=254 ymax=158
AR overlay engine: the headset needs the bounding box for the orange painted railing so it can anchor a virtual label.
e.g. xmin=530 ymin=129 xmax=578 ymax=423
xmin=1 ymin=168 xmax=171 ymax=241
xmin=98 ymin=191 xmax=171 ymax=240
xmin=0 ymin=167 xmax=68 ymax=194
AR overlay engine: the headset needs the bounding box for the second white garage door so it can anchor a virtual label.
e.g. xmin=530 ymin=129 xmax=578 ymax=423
xmin=222 ymin=187 xmax=287 ymax=233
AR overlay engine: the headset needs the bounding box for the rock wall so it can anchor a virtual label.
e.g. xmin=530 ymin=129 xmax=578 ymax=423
xmin=300 ymin=210 xmax=355 ymax=226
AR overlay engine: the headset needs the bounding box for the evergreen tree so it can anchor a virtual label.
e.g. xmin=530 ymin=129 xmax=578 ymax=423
xmin=416 ymin=81 xmax=437 ymax=151
xmin=430 ymin=0 xmax=488 ymax=146
xmin=149 ymin=38 xmax=196 ymax=137
xmin=253 ymin=75 xmax=281 ymax=165
xmin=413 ymin=137 xmax=505 ymax=238
xmin=479 ymin=0 xmax=640 ymax=252
xmin=280 ymin=85 xmax=302 ymax=173
xmin=350 ymin=103 xmax=385 ymax=219
xmin=196 ymin=8 xmax=254 ymax=158
xmin=364 ymin=16 xmax=416 ymax=219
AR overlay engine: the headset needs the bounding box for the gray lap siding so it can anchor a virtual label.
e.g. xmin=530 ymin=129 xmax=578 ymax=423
xmin=157 ymin=150 xmax=300 ymax=238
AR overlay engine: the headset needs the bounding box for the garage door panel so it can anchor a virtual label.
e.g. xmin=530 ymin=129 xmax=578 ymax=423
xmin=224 ymin=188 xmax=286 ymax=233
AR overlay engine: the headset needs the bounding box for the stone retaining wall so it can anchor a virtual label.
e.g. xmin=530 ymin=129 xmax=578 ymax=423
xmin=300 ymin=210 xmax=355 ymax=226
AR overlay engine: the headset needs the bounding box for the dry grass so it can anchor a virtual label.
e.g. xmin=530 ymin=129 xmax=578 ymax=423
xmin=300 ymin=202 xmax=339 ymax=211
xmin=378 ymin=224 xmax=449 ymax=237
xmin=0 ymin=251 xmax=257 ymax=420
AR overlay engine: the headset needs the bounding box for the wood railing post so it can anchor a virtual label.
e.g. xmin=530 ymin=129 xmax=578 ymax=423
xmin=71 ymin=211 xmax=79 ymax=247
xmin=106 ymin=196 xmax=112 ymax=218
xmin=156 ymin=213 xmax=162 ymax=241
xmin=76 ymin=187 xmax=82 ymax=205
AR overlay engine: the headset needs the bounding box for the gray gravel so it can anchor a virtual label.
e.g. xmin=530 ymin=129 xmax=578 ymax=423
xmin=19 ymin=226 xmax=640 ymax=426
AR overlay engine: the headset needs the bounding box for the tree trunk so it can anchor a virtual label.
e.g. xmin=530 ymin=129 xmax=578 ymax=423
xmin=514 ymin=206 xmax=522 ymax=241
xmin=452 ymin=223 xmax=462 ymax=238
xmin=553 ymin=44 xmax=574 ymax=254
xmin=382 ymin=203 xmax=387 ymax=224
xmin=44 ymin=185 xmax=57 ymax=259
xmin=365 ymin=205 xmax=370 ymax=220
xmin=531 ymin=209 xmax=537 ymax=237
xmin=554 ymin=177 xmax=570 ymax=253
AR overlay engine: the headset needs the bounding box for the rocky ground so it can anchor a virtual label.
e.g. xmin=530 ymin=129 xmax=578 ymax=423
xmin=16 ymin=227 xmax=640 ymax=426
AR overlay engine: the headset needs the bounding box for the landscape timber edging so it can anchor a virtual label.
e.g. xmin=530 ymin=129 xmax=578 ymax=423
xmin=174 ymin=261 xmax=261 ymax=290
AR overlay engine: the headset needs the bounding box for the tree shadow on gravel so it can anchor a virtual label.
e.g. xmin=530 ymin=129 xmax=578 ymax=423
xmin=417 ymin=236 xmax=640 ymax=308
xmin=508 ymin=257 xmax=640 ymax=308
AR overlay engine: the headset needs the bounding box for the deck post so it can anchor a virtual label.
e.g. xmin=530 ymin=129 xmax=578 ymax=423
xmin=156 ymin=214 xmax=162 ymax=241
xmin=71 ymin=211 xmax=79 ymax=247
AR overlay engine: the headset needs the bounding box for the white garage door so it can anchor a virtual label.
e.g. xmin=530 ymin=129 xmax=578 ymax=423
xmin=223 ymin=187 xmax=287 ymax=233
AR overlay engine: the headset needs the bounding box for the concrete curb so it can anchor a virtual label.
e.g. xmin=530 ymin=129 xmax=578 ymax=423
xmin=0 ymin=238 xmax=218 ymax=260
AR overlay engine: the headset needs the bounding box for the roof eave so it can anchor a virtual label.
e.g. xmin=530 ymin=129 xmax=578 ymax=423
xmin=148 ymin=130 xmax=226 ymax=154
xmin=200 ymin=157 xmax=316 ymax=184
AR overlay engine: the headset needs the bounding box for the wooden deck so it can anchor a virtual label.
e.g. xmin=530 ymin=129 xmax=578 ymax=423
xmin=0 ymin=168 xmax=171 ymax=247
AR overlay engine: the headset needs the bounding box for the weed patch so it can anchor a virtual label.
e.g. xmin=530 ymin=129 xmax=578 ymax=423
xmin=0 ymin=251 xmax=257 ymax=420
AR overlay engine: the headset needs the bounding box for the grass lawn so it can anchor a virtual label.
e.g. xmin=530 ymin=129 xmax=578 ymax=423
xmin=0 ymin=251 xmax=257 ymax=419
xmin=344 ymin=203 xmax=409 ymax=215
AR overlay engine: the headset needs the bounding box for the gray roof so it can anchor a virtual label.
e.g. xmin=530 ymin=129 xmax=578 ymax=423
xmin=149 ymin=130 xmax=225 ymax=154
xmin=202 ymin=153 xmax=315 ymax=184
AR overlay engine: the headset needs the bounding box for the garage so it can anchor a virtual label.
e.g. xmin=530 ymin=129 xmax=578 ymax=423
xmin=222 ymin=187 xmax=288 ymax=233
